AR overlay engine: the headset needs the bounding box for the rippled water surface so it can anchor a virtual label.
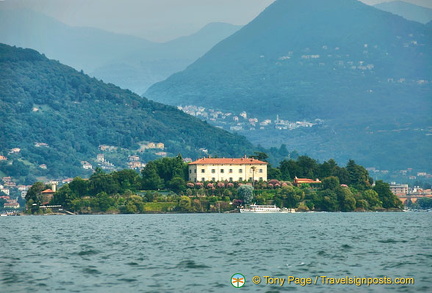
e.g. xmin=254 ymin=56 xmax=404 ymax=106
xmin=1 ymin=213 xmax=431 ymax=292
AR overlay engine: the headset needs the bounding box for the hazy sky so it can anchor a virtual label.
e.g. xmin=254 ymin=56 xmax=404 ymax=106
xmin=1 ymin=0 xmax=431 ymax=42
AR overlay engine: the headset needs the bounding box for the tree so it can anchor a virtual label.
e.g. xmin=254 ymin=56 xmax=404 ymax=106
xmin=417 ymin=198 xmax=432 ymax=209
xmin=153 ymin=155 xmax=187 ymax=184
xmin=278 ymin=144 xmax=289 ymax=157
xmin=167 ymin=177 xmax=186 ymax=194
xmin=279 ymin=186 xmax=304 ymax=208
xmin=318 ymin=159 xmax=338 ymax=179
xmin=249 ymin=151 xmax=269 ymax=161
xmin=25 ymin=182 xmax=46 ymax=205
xmin=346 ymin=160 xmax=370 ymax=189
xmin=141 ymin=162 xmax=164 ymax=190
xmin=362 ymin=189 xmax=382 ymax=209
xmin=268 ymin=166 xmax=282 ymax=180
xmin=336 ymin=187 xmax=356 ymax=212
xmin=318 ymin=189 xmax=339 ymax=211
xmin=279 ymin=159 xmax=298 ymax=180
xmin=322 ymin=176 xmax=340 ymax=190
xmin=373 ymin=180 xmax=402 ymax=209
xmin=51 ymin=185 xmax=77 ymax=209
xmin=69 ymin=177 xmax=89 ymax=197
xmin=121 ymin=195 xmax=145 ymax=214
xmin=112 ymin=169 xmax=140 ymax=193
xmin=237 ymin=185 xmax=254 ymax=205
xmin=88 ymin=172 xmax=119 ymax=196
xmin=95 ymin=192 xmax=115 ymax=212
xmin=178 ymin=196 xmax=192 ymax=212
xmin=297 ymin=156 xmax=319 ymax=178
xmin=329 ymin=167 xmax=347 ymax=185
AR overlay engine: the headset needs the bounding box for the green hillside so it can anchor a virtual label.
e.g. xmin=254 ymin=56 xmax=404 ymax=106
xmin=0 ymin=43 xmax=256 ymax=182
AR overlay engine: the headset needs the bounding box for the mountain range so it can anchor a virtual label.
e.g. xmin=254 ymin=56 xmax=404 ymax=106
xmin=374 ymin=1 xmax=432 ymax=24
xmin=0 ymin=9 xmax=241 ymax=94
xmin=0 ymin=43 xmax=255 ymax=182
xmin=146 ymin=0 xmax=432 ymax=171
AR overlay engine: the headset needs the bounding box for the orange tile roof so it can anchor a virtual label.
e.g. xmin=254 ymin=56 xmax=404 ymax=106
xmin=294 ymin=177 xmax=322 ymax=184
xmin=189 ymin=158 xmax=267 ymax=165
xmin=42 ymin=189 xmax=55 ymax=194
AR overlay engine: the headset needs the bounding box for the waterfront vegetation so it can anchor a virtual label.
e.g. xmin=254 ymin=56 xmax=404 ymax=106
xmin=25 ymin=155 xmax=402 ymax=214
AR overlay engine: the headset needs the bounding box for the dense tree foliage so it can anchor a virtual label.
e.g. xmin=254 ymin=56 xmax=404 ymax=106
xmin=414 ymin=198 xmax=432 ymax=209
xmin=140 ymin=156 xmax=187 ymax=190
xmin=0 ymin=43 xmax=256 ymax=181
xmin=275 ymin=156 xmax=371 ymax=188
xmin=25 ymin=154 xmax=402 ymax=214
xmin=373 ymin=180 xmax=403 ymax=209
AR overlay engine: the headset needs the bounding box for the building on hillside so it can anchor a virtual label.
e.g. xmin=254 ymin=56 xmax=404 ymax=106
xmin=128 ymin=161 xmax=143 ymax=169
xmin=188 ymin=157 xmax=267 ymax=182
xmin=4 ymin=202 xmax=20 ymax=209
xmin=390 ymin=183 xmax=409 ymax=196
xmin=96 ymin=154 xmax=105 ymax=162
xmin=293 ymin=177 xmax=322 ymax=187
xmin=81 ymin=161 xmax=93 ymax=170
xmin=41 ymin=189 xmax=55 ymax=204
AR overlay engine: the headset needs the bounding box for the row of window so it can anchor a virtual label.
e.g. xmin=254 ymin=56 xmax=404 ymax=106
xmin=197 ymin=177 xmax=264 ymax=182
xmin=191 ymin=168 xmax=264 ymax=174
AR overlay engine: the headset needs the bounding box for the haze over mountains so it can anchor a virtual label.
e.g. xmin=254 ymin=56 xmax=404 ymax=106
xmin=1 ymin=0 xmax=431 ymax=176
xmin=146 ymin=0 xmax=432 ymax=171
xmin=374 ymin=1 xmax=432 ymax=24
xmin=0 ymin=9 xmax=241 ymax=94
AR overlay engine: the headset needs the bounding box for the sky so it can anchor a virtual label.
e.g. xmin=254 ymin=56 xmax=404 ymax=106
xmin=1 ymin=0 xmax=431 ymax=42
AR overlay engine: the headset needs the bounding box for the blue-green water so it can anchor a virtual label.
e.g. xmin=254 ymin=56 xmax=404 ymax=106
xmin=1 ymin=213 xmax=431 ymax=292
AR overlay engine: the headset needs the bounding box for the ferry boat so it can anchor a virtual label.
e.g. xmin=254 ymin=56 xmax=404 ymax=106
xmin=239 ymin=204 xmax=295 ymax=213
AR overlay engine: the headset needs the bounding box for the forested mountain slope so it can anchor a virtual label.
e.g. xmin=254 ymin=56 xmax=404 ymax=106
xmin=0 ymin=44 xmax=255 ymax=181
xmin=146 ymin=0 xmax=432 ymax=171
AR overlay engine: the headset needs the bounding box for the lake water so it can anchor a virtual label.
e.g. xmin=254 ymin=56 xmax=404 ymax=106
xmin=1 ymin=212 xmax=431 ymax=292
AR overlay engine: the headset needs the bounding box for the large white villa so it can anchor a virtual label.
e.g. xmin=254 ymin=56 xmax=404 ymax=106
xmin=188 ymin=157 xmax=268 ymax=182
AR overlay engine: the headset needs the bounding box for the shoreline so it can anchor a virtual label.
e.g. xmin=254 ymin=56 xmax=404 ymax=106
xmin=15 ymin=209 xmax=411 ymax=216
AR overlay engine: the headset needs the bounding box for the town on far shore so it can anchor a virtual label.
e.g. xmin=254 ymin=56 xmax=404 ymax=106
xmin=178 ymin=105 xmax=323 ymax=132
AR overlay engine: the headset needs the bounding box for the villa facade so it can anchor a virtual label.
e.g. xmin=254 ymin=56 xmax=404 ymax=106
xmin=188 ymin=157 xmax=268 ymax=182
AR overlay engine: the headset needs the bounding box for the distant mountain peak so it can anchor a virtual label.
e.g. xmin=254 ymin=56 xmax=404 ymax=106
xmin=374 ymin=1 xmax=432 ymax=24
xmin=145 ymin=0 xmax=432 ymax=172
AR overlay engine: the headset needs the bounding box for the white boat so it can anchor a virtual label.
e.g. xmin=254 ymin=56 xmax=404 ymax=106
xmin=239 ymin=204 xmax=295 ymax=213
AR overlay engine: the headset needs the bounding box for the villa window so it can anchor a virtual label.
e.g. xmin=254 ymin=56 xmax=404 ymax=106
xmin=229 ymin=169 xmax=233 ymax=173
xmin=221 ymin=169 xmax=224 ymax=173
xmin=239 ymin=169 xmax=243 ymax=173
xmin=259 ymin=169 xmax=263 ymax=173
xmin=211 ymin=169 xmax=216 ymax=173
xmin=201 ymin=169 xmax=205 ymax=173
